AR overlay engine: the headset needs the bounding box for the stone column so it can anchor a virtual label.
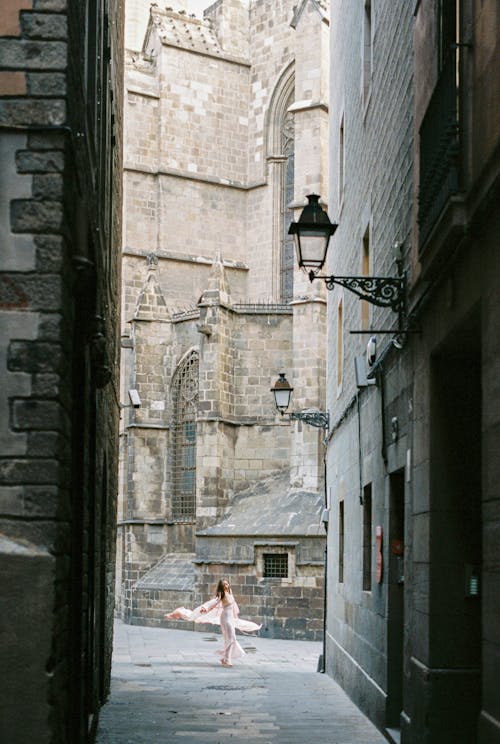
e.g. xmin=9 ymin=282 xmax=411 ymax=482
xmin=287 ymin=1 xmax=330 ymax=492
xmin=122 ymin=254 xmax=172 ymax=617
xmin=196 ymin=254 xmax=235 ymax=529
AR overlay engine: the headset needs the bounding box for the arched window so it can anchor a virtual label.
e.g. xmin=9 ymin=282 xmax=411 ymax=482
xmin=266 ymin=65 xmax=295 ymax=303
xmin=281 ymin=107 xmax=295 ymax=302
xmin=172 ymin=351 xmax=198 ymax=521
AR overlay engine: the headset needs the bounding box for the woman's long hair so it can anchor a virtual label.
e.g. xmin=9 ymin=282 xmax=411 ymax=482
xmin=216 ymin=578 xmax=230 ymax=601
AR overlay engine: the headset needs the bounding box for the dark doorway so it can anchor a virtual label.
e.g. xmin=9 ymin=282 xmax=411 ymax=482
xmin=429 ymin=306 xmax=482 ymax=739
xmin=387 ymin=468 xmax=405 ymax=729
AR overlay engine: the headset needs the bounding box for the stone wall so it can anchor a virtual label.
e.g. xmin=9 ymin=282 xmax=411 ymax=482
xmin=326 ymin=0 xmax=415 ymax=734
xmin=196 ymin=556 xmax=325 ymax=641
xmin=0 ymin=0 xmax=123 ymax=741
xmin=327 ymin=0 xmax=500 ymax=741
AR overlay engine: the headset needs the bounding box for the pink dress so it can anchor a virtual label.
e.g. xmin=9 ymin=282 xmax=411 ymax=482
xmin=165 ymin=593 xmax=261 ymax=663
xmin=212 ymin=594 xmax=243 ymax=663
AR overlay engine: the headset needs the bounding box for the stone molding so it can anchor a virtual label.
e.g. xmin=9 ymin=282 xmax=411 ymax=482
xmin=123 ymin=163 xmax=266 ymax=191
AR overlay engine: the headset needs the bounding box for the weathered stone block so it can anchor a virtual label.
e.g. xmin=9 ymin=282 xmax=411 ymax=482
xmin=26 ymin=71 xmax=66 ymax=96
xmin=0 ymin=98 xmax=66 ymax=127
xmin=0 ymin=274 xmax=62 ymax=310
xmin=0 ymin=39 xmax=67 ymax=69
xmin=32 ymin=173 xmax=63 ymax=199
xmin=8 ymin=340 xmax=63 ymax=373
xmin=20 ymin=11 xmax=67 ymax=39
xmin=33 ymin=0 xmax=67 ymax=10
xmin=12 ymin=398 xmax=66 ymax=431
xmin=10 ymin=199 xmax=63 ymax=232
xmin=15 ymin=149 xmax=64 ymax=172
xmin=36 ymin=311 xmax=63 ymax=340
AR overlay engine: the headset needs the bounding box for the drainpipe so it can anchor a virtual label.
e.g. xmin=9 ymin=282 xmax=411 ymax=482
xmin=318 ymin=453 xmax=328 ymax=673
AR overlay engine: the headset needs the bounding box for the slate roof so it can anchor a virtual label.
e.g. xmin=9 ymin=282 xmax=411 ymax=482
xmin=197 ymin=472 xmax=324 ymax=537
xmin=134 ymin=472 xmax=324 ymax=592
xmin=135 ymin=552 xmax=196 ymax=591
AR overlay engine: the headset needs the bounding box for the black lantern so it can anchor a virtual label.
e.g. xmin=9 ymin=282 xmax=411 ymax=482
xmin=288 ymin=194 xmax=338 ymax=275
xmin=270 ymin=372 xmax=293 ymax=415
xmin=271 ymin=373 xmax=329 ymax=430
xmin=289 ymin=194 xmax=406 ymax=321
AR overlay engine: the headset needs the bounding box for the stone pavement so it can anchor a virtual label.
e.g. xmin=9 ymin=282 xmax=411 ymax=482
xmin=95 ymin=620 xmax=387 ymax=744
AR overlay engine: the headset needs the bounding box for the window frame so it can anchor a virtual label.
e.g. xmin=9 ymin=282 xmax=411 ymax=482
xmin=171 ymin=351 xmax=199 ymax=522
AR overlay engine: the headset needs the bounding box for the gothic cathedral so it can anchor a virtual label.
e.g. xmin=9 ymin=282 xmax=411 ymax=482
xmin=117 ymin=0 xmax=330 ymax=639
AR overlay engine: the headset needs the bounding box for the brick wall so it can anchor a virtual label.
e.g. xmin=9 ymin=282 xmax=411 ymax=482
xmin=0 ymin=0 xmax=124 ymax=741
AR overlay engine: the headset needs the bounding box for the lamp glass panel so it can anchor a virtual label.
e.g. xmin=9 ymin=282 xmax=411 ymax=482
xmin=296 ymin=234 xmax=329 ymax=268
xmin=274 ymin=387 xmax=292 ymax=410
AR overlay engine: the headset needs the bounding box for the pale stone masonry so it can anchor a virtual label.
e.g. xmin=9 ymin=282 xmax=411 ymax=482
xmin=326 ymin=1 xmax=500 ymax=742
xmin=117 ymin=0 xmax=330 ymax=641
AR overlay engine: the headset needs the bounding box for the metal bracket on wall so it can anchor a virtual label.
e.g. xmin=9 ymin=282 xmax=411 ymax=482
xmin=289 ymin=409 xmax=330 ymax=431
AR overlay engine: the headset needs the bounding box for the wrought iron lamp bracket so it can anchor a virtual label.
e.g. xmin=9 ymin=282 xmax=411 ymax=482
xmin=289 ymin=410 xmax=330 ymax=431
xmin=309 ymin=271 xmax=406 ymax=314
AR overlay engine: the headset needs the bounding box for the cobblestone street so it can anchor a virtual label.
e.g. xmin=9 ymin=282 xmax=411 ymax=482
xmin=95 ymin=620 xmax=387 ymax=744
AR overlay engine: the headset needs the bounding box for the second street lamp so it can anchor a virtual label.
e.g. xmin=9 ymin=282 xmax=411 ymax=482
xmin=270 ymin=373 xmax=329 ymax=432
xmin=271 ymin=371 xmax=329 ymax=675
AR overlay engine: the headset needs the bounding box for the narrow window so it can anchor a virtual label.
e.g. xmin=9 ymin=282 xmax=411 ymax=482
xmin=339 ymin=115 xmax=345 ymax=207
xmin=361 ymin=226 xmax=370 ymax=330
xmin=281 ymin=110 xmax=295 ymax=302
xmin=339 ymin=501 xmax=345 ymax=583
xmin=337 ymin=299 xmax=343 ymax=389
xmin=264 ymin=553 xmax=288 ymax=578
xmin=363 ymin=484 xmax=372 ymax=591
xmin=362 ymin=0 xmax=372 ymax=103
xmin=172 ymin=352 xmax=198 ymax=521
xmin=438 ymin=0 xmax=458 ymax=72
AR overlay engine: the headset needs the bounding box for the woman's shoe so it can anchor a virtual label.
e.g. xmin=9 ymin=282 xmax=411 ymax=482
xmin=221 ymin=659 xmax=233 ymax=667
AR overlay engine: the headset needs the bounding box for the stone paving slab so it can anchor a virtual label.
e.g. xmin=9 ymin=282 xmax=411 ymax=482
xmin=95 ymin=620 xmax=387 ymax=744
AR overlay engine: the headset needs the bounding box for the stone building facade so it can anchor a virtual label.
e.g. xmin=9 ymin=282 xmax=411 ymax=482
xmin=326 ymin=1 xmax=499 ymax=743
xmin=0 ymin=1 xmax=124 ymax=742
xmin=117 ymin=0 xmax=329 ymax=641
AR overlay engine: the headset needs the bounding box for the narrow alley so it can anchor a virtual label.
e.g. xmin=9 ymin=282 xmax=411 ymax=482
xmin=95 ymin=621 xmax=386 ymax=744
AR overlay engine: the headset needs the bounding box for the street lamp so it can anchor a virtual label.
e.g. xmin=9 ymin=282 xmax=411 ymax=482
xmin=289 ymin=194 xmax=406 ymax=316
xmin=288 ymin=193 xmax=338 ymax=274
xmin=270 ymin=373 xmax=329 ymax=431
xmin=271 ymin=371 xmax=329 ymax=674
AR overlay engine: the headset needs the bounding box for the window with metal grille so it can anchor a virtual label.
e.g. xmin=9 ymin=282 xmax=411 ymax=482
xmin=418 ymin=1 xmax=461 ymax=248
xmin=263 ymin=553 xmax=288 ymax=578
xmin=172 ymin=352 xmax=198 ymax=521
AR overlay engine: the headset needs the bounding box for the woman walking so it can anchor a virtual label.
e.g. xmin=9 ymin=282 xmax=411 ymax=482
xmin=164 ymin=578 xmax=261 ymax=667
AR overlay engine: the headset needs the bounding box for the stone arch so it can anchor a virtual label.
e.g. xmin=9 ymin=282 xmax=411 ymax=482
xmin=265 ymin=62 xmax=296 ymax=302
xmin=265 ymin=61 xmax=295 ymax=158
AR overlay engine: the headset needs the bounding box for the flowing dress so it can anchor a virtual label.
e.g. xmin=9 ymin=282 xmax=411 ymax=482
xmin=165 ymin=594 xmax=261 ymax=663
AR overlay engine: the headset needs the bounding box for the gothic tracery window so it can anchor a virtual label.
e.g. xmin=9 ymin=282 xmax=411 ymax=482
xmin=281 ymin=108 xmax=295 ymax=303
xmin=172 ymin=351 xmax=198 ymax=520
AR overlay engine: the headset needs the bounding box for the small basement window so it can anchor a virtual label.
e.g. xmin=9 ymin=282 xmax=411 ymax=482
xmin=263 ymin=553 xmax=289 ymax=578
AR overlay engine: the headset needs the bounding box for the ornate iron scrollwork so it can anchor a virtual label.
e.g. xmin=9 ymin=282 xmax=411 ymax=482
xmin=290 ymin=410 xmax=330 ymax=430
xmin=317 ymin=273 xmax=406 ymax=313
